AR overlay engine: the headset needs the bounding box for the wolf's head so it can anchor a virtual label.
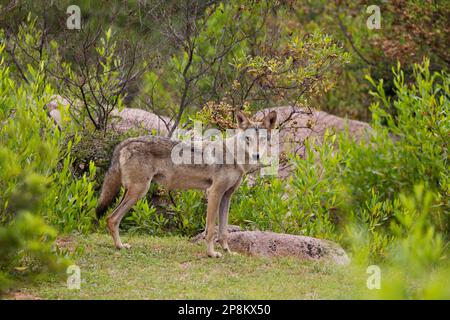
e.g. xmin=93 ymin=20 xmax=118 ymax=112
xmin=235 ymin=110 xmax=277 ymax=164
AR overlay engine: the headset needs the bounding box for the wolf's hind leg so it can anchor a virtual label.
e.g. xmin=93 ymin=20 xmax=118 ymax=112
xmin=106 ymin=182 xmax=150 ymax=249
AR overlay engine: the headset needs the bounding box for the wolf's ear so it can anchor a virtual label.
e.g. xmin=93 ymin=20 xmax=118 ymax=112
xmin=263 ymin=110 xmax=277 ymax=130
xmin=236 ymin=111 xmax=250 ymax=129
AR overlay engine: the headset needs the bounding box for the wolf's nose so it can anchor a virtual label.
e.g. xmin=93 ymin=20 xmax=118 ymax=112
xmin=252 ymin=154 xmax=260 ymax=161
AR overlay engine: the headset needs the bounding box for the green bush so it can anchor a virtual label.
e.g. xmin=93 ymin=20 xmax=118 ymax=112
xmin=0 ymin=212 xmax=69 ymax=293
xmin=337 ymin=60 xmax=449 ymax=258
xmin=0 ymin=43 xmax=70 ymax=292
xmin=44 ymin=153 xmax=97 ymax=234
xmin=365 ymin=186 xmax=449 ymax=299
xmin=343 ymin=60 xmax=448 ymax=214
xmin=169 ymin=190 xmax=207 ymax=236
xmin=0 ymin=38 xmax=100 ymax=292
xmin=231 ymin=177 xmax=294 ymax=232
xmin=124 ymin=199 xmax=166 ymax=235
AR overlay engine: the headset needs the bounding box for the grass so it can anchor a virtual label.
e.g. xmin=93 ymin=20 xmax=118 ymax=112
xmin=15 ymin=233 xmax=368 ymax=299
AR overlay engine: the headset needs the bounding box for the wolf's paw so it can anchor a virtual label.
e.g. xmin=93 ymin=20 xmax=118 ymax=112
xmin=207 ymin=251 xmax=222 ymax=258
xmin=221 ymin=247 xmax=238 ymax=255
xmin=116 ymin=243 xmax=132 ymax=250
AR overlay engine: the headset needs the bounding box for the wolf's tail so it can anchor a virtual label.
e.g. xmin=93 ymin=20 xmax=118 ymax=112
xmin=96 ymin=160 xmax=121 ymax=220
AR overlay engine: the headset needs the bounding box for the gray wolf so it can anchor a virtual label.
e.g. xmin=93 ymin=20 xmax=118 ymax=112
xmin=96 ymin=111 xmax=277 ymax=257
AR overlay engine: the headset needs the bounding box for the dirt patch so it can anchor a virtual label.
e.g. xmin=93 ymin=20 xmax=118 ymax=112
xmin=5 ymin=290 xmax=41 ymax=300
xmin=55 ymin=235 xmax=77 ymax=253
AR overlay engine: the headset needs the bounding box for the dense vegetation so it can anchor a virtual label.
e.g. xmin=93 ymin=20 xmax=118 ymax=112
xmin=0 ymin=0 xmax=448 ymax=298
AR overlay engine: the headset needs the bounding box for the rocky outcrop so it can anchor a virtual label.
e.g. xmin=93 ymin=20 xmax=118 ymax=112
xmin=191 ymin=226 xmax=350 ymax=265
xmin=46 ymin=96 xmax=369 ymax=146
xmin=110 ymin=108 xmax=170 ymax=135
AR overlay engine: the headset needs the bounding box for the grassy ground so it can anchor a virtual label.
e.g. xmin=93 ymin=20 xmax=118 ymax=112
xmin=15 ymin=233 xmax=367 ymax=299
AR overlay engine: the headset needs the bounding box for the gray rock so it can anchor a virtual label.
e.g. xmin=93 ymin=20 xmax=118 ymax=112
xmin=110 ymin=108 xmax=170 ymax=135
xmin=192 ymin=226 xmax=350 ymax=265
xmin=46 ymin=95 xmax=171 ymax=135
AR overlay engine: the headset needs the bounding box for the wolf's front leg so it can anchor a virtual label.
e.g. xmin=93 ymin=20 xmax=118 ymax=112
xmin=205 ymin=191 xmax=223 ymax=258
xmin=218 ymin=192 xmax=234 ymax=255
xmin=218 ymin=179 xmax=241 ymax=255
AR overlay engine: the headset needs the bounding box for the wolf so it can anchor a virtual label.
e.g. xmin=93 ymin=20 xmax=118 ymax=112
xmin=96 ymin=111 xmax=277 ymax=257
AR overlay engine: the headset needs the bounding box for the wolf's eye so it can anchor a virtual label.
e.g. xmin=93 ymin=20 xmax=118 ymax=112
xmin=245 ymin=136 xmax=250 ymax=144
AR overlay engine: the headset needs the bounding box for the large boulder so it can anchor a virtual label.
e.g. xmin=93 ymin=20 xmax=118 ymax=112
xmin=45 ymin=95 xmax=170 ymax=135
xmin=191 ymin=226 xmax=350 ymax=265
xmin=110 ymin=108 xmax=170 ymax=135
xmin=46 ymin=97 xmax=370 ymax=148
